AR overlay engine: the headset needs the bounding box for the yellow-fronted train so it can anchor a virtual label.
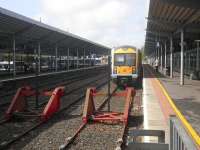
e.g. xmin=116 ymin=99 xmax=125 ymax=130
xmin=111 ymin=45 xmax=143 ymax=88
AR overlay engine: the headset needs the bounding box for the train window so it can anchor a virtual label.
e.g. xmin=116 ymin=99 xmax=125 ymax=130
xmin=114 ymin=54 xmax=136 ymax=66
xmin=114 ymin=54 xmax=125 ymax=66
xmin=126 ymin=54 xmax=136 ymax=66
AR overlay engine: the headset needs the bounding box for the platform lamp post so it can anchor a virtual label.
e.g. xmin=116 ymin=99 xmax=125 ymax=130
xmin=195 ymin=40 xmax=200 ymax=71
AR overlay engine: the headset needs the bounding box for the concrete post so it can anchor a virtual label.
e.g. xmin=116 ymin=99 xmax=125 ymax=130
xmin=180 ymin=29 xmax=184 ymax=85
xmin=170 ymin=37 xmax=173 ymax=78
xmin=13 ymin=36 xmax=16 ymax=78
xmin=55 ymin=45 xmax=58 ymax=71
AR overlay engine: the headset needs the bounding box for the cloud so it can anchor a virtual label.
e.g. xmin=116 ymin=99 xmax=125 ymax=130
xmin=36 ymin=0 xmax=149 ymax=48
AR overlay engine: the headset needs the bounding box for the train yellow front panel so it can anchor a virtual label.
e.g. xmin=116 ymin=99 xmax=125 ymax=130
xmin=114 ymin=48 xmax=136 ymax=54
xmin=117 ymin=66 xmax=132 ymax=74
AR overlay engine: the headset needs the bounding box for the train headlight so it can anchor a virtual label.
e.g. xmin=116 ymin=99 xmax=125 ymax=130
xmin=113 ymin=67 xmax=117 ymax=74
xmin=132 ymin=67 xmax=136 ymax=73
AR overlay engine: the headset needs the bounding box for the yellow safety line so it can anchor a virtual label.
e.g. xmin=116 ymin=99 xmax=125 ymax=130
xmin=153 ymin=73 xmax=200 ymax=147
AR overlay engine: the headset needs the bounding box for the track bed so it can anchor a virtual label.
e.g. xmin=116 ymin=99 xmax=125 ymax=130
xmin=1 ymin=72 xmax=108 ymax=149
xmin=5 ymin=81 xmax=143 ymax=150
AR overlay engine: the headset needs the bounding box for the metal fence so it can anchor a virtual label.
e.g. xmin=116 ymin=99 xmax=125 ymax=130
xmin=169 ymin=116 xmax=197 ymax=150
xmin=127 ymin=129 xmax=168 ymax=150
xmin=168 ymin=48 xmax=199 ymax=75
xmin=127 ymin=116 xmax=198 ymax=150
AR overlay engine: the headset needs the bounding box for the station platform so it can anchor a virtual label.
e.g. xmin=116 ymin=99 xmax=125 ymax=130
xmin=143 ymin=64 xmax=200 ymax=147
xmin=159 ymin=70 xmax=200 ymax=136
xmin=143 ymin=64 xmax=174 ymax=143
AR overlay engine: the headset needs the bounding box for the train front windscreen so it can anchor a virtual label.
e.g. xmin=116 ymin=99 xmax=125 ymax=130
xmin=114 ymin=53 xmax=136 ymax=66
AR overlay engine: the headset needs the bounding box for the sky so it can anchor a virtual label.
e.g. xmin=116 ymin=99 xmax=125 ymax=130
xmin=0 ymin=0 xmax=149 ymax=48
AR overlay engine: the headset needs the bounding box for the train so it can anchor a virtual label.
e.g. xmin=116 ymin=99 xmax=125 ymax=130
xmin=111 ymin=45 xmax=142 ymax=87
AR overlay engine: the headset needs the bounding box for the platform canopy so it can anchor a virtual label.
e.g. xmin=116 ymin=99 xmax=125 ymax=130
xmin=145 ymin=0 xmax=200 ymax=55
xmin=0 ymin=7 xmax=110 ymax=55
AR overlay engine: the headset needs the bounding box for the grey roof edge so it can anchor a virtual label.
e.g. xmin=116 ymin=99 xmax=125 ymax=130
xmin=0 ymin=6 xmax=111 ymax=50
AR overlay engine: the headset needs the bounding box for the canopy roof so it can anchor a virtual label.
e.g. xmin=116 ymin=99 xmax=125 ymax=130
xmin=145 ymin=0 xmax=200 ymax=55
xmin=0 ymin=7 xmax=110 ymax=55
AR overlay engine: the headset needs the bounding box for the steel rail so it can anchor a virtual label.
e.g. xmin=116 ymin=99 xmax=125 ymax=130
xmin=0 ymin=76 xmax=109 ymax=149
xmin=59 ymin=86 xmax=118 ymax=150
xmin=0 ymin=70 xmax=106 ymax=107
xmin=0 ymin=74 xmax=108 ymax=124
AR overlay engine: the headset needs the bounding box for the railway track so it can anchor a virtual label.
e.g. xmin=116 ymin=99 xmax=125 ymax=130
xmin=59 ymin=86 xmax=118 ymax=149
xmin=0 ymin=71 xmax=109 ymax=149
xmin=58 ymin=84 xmax=143 ymax=150
xmin=0 ymin=66 xmax=108 ymax=123
xmin=5 ymin=83 xmax=143 ymax=150
xmin=58 ymin=85 xmax=136 ymax=150
xmin=0 ymin=66 xmax=107 ymax=107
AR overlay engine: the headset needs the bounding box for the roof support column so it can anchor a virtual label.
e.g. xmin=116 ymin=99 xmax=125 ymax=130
xmin=77 ymin=48 xmax=79 ymax=69
xmin=196 ymin=41 xmax=200 ymax=71
xmin=160 ymin=44 xmax=163 ymax=71
xmin=35 ymin=43 xmax=40 ymax=108
xmin=164 ymin=41 xmax=167 ymax=75
xmin=158 ymin=46 xmax=160 ymax=63
xmin=50 ymin=55 xmax=53 ymax=71
xmin=59 ymin=56 xmax=61 ymax=70
xmin=170 ymin=37 xmax=173 ymax=78
xmin=83 ymin=48 xmax=85 ymax=68
xmin=55 ymin=45 xmax=58 ymax=72
xmin=67 ymin=48 xmax=70 ymax=70
xmin=180 ymin=29 xmax=184 ymax=85
xmin=156 ymin=47 xmax=158 ymax=60
xmin=12 ymin=35 xmax=16 ymax=78
xmin=8 ymin=50 xmax=11 ymax=73
xmin=90 ymin=51 xmax=92 ymax=66
xmin=188 ymin=53 xmax=191 ymax=73
xmin=38 ymin=43 xmax=41 ymax=74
